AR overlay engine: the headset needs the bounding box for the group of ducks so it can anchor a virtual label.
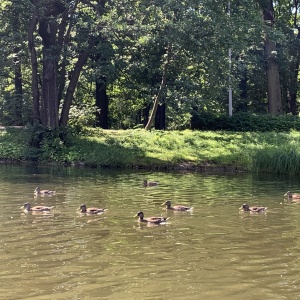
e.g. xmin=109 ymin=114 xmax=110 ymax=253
xmin=239 ymin=191 xmax=300 ymax=213
xmin=22 ymin=184 xmax=300 ymax=224
xmin=22 ymin=182 xmax=194 ymax=225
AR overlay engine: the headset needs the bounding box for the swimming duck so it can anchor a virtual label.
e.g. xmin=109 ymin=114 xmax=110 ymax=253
xmin=284 ymin=191 xmax=300 ymax=199
xmin=78 ymin=204 xmax=107 ymax=214
xmin=144 ymin=180 xmax=158 ymax=187
xmin=162 ymin=200 xmax=193 ymax=211
xmin=135 ymin=211 xmax=168 ymax=224
xmin=23 ymin=202 xmax=53 ymax=212
xmin=239 ymin=203 xmax=267 ymax=213
xmin=34 ymin=187 xmax=55 ymax=195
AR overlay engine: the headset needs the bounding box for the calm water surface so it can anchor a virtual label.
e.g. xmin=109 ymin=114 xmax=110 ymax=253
xmin=1 ymin=165 xmax=300 ymax=300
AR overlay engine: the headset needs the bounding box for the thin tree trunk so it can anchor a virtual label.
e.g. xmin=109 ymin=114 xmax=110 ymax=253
xmin=145 ymin=44 xmax=172 ymax=130
xmin=142 ymin=104 xmax=151 ymax=127
xmin=28 ymin=10 xmax=40 ymax=123
xmin=60 ymin=49 xmax=89 ymax=126
xmin=57 ymin=1 xmax=78 ymax=106
xmin=96 ymin=77 xmax=109 ymax=129
xmin=13 ymin=46 xmax=23 ymax=125
xmin=287 ymin=17 xmax=300 ymax=115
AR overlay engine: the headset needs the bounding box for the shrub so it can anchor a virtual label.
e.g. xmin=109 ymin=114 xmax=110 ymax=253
xmin=191 ymin=112 xmax=300 ymax=132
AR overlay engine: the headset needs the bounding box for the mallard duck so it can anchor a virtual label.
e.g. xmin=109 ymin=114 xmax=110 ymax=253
xmin=23 ymin=202 xmax=53 ymax=212
xmin=239 ymin=203 xmax=267 ymax=213
xmin=162 ymin=200 xmax=193 ymax=211
xmin=144 ymin=180 xmax=158 ymax=187
xmin=78 ymin=204 xmax=107 ymax=214
xmin=135 ymin=211 xmax=168 ymax=224
xmin=284 ymin=191 xmax=300 ymax=199
xmin=34 ymin=187 xmax=55 ymax=195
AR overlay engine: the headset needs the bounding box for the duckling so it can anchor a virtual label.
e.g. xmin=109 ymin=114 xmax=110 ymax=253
xmin=78 ymin=204 xmax=107 ymax=214
xmin=162 ymin=200 xmax=193 ymax=211
xmin=240 ymin=203 xmax=267 ymax=213
xmin=135 ymin=211 xmax=168 ymax=224
xmin=23 ymin=202 xmax=53 ymax=212
xmin=143 ymin=180 xmax=158 ymax=187
xmin=284 ymin=191 xmax=300 ymax=199
xmin=34 ymin=187 xmax=55 ymax=195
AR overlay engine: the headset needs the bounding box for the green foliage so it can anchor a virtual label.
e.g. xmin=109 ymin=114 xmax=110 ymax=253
xmin=0 ymin=0 xmax=299 ymax=131
xmin=68 ymin=104 xmax=98 ymax=130
xmin=2 ymin=127 xmax=300 ymax=174
xmin=252 ymin=146 xmax=300 ymax=174
xmin=191 ymin=112 xmax=300 ymax=132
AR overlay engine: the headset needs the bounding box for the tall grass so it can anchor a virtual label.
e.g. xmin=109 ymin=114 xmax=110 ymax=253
xmin=251 ymin=147 xmax=300 ymax=174
xmin=1 ymin=127 xmax=300 ymax=174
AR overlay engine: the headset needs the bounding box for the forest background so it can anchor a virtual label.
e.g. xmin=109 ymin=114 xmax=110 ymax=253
xmin=1 ymin=0 xmax=300 ymax=174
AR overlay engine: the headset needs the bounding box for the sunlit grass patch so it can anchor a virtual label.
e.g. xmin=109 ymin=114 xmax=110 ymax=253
xmin=2 ymin=127 xmax=300 ymax=174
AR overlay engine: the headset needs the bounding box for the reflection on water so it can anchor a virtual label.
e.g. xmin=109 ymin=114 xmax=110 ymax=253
xmin=1 ymin=165 xmax=300 ymax=299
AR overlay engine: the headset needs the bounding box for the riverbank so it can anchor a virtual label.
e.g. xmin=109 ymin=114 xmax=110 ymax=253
xmin=1 ymin=127 xmax=300 ymax=174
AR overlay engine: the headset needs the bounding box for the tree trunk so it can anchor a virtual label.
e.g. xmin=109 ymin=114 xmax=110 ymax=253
xmin=145 ymin=44 xmax=172 ymax=130
xmin=57 ymin=2 xmax=77 ymax=106
xmin=155 ymin=103 xmax=166 ymax=130
xmin=265 ymin=38 xmax=282 ymax=115
xmin=28 ymin=10 xmax=40 ymax=124
xmin=95 ymin=77 xmax=109 ymax=129
xmin=13 ymin=46 xmax=23 ymax=125
xmin=38 ymin=18 xmax=59 ymax=127
xmin=263 ymin=2 xmax=283 ymax=115
xmin=60 ymin=49 xmax=89 ymax=126
xmin=142 ymin=104 xmax=151 ymax=127
xmin=287 ymin=25 xmax=300 ymax=115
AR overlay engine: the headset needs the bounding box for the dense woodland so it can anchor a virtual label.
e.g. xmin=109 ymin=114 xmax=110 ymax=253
xmin=0 ymin=0 xmax=300 ymax=131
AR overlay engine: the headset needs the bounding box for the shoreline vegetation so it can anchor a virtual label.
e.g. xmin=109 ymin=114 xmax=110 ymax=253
xmin=1 ymin=127 xmax=300 ymax=175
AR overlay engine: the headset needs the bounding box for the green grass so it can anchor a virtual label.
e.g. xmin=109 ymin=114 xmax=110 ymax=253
xmin=1 ymin=127 xmax=300 ymax=174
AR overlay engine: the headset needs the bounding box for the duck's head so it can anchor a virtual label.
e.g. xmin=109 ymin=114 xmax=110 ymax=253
xmin=79 ymin=204 xmax=87 ymax=212
xmin=23 ymin=202 xmax=31 ymax=210
xmin=34 ymin=187 xmax=40 ymax=193
xmin=284 ymin=191 xmax=292 ymax=197
xmin=240 ymin=204 xmax=249 ymax=211
xmin=135 ymin=211 xmax=144 ymax=219
xmin=163 ymin=201 xmax=171 ymax=207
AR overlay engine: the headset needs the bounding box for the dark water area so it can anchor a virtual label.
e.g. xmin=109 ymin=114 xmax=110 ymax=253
xmin=0 ymin=165 xmax=300 ymax=299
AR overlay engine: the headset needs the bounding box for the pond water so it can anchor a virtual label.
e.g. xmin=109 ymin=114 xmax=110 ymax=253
xmin=1 ymin=165 xmax=300 ymax=300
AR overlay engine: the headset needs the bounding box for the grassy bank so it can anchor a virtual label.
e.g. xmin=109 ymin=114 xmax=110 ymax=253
xmin=1 ymin=127 xmax=300 ymax=174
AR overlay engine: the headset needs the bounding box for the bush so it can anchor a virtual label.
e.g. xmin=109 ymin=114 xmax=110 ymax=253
xmin=191 ymin=112 xmax=300 ymax=132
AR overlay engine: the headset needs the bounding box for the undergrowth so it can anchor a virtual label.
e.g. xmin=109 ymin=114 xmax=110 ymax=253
xmin=1 ymin=127 xmax=300 ymax=174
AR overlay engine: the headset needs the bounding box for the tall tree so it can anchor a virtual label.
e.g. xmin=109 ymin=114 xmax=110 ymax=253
xmin=262 ymin=0 xmax=283 ymax=114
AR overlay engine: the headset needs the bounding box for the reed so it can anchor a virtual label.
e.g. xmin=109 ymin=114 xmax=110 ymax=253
xmin=251 ymin=146 xmax=300 ymax=174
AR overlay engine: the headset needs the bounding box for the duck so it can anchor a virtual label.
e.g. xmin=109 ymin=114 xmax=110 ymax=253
xmin=143 ymin=180 xmax=158 ymax=187
xmin=23 ymin=202 xmax=54 ymax=212
xmin=34 ymin=187 xmax=55 ymax=195
xmin=239 ymin=203 xmax=267 ymax=213
xmin=284 ymin=191 xmax=300 ymax=199
xmin=162 ymin=200 xmax=193 ymax=211
xmin=135 ymin=211 xmax=169 ymax=224
xmin=78 ymin=204 xmax=107 ymax=214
